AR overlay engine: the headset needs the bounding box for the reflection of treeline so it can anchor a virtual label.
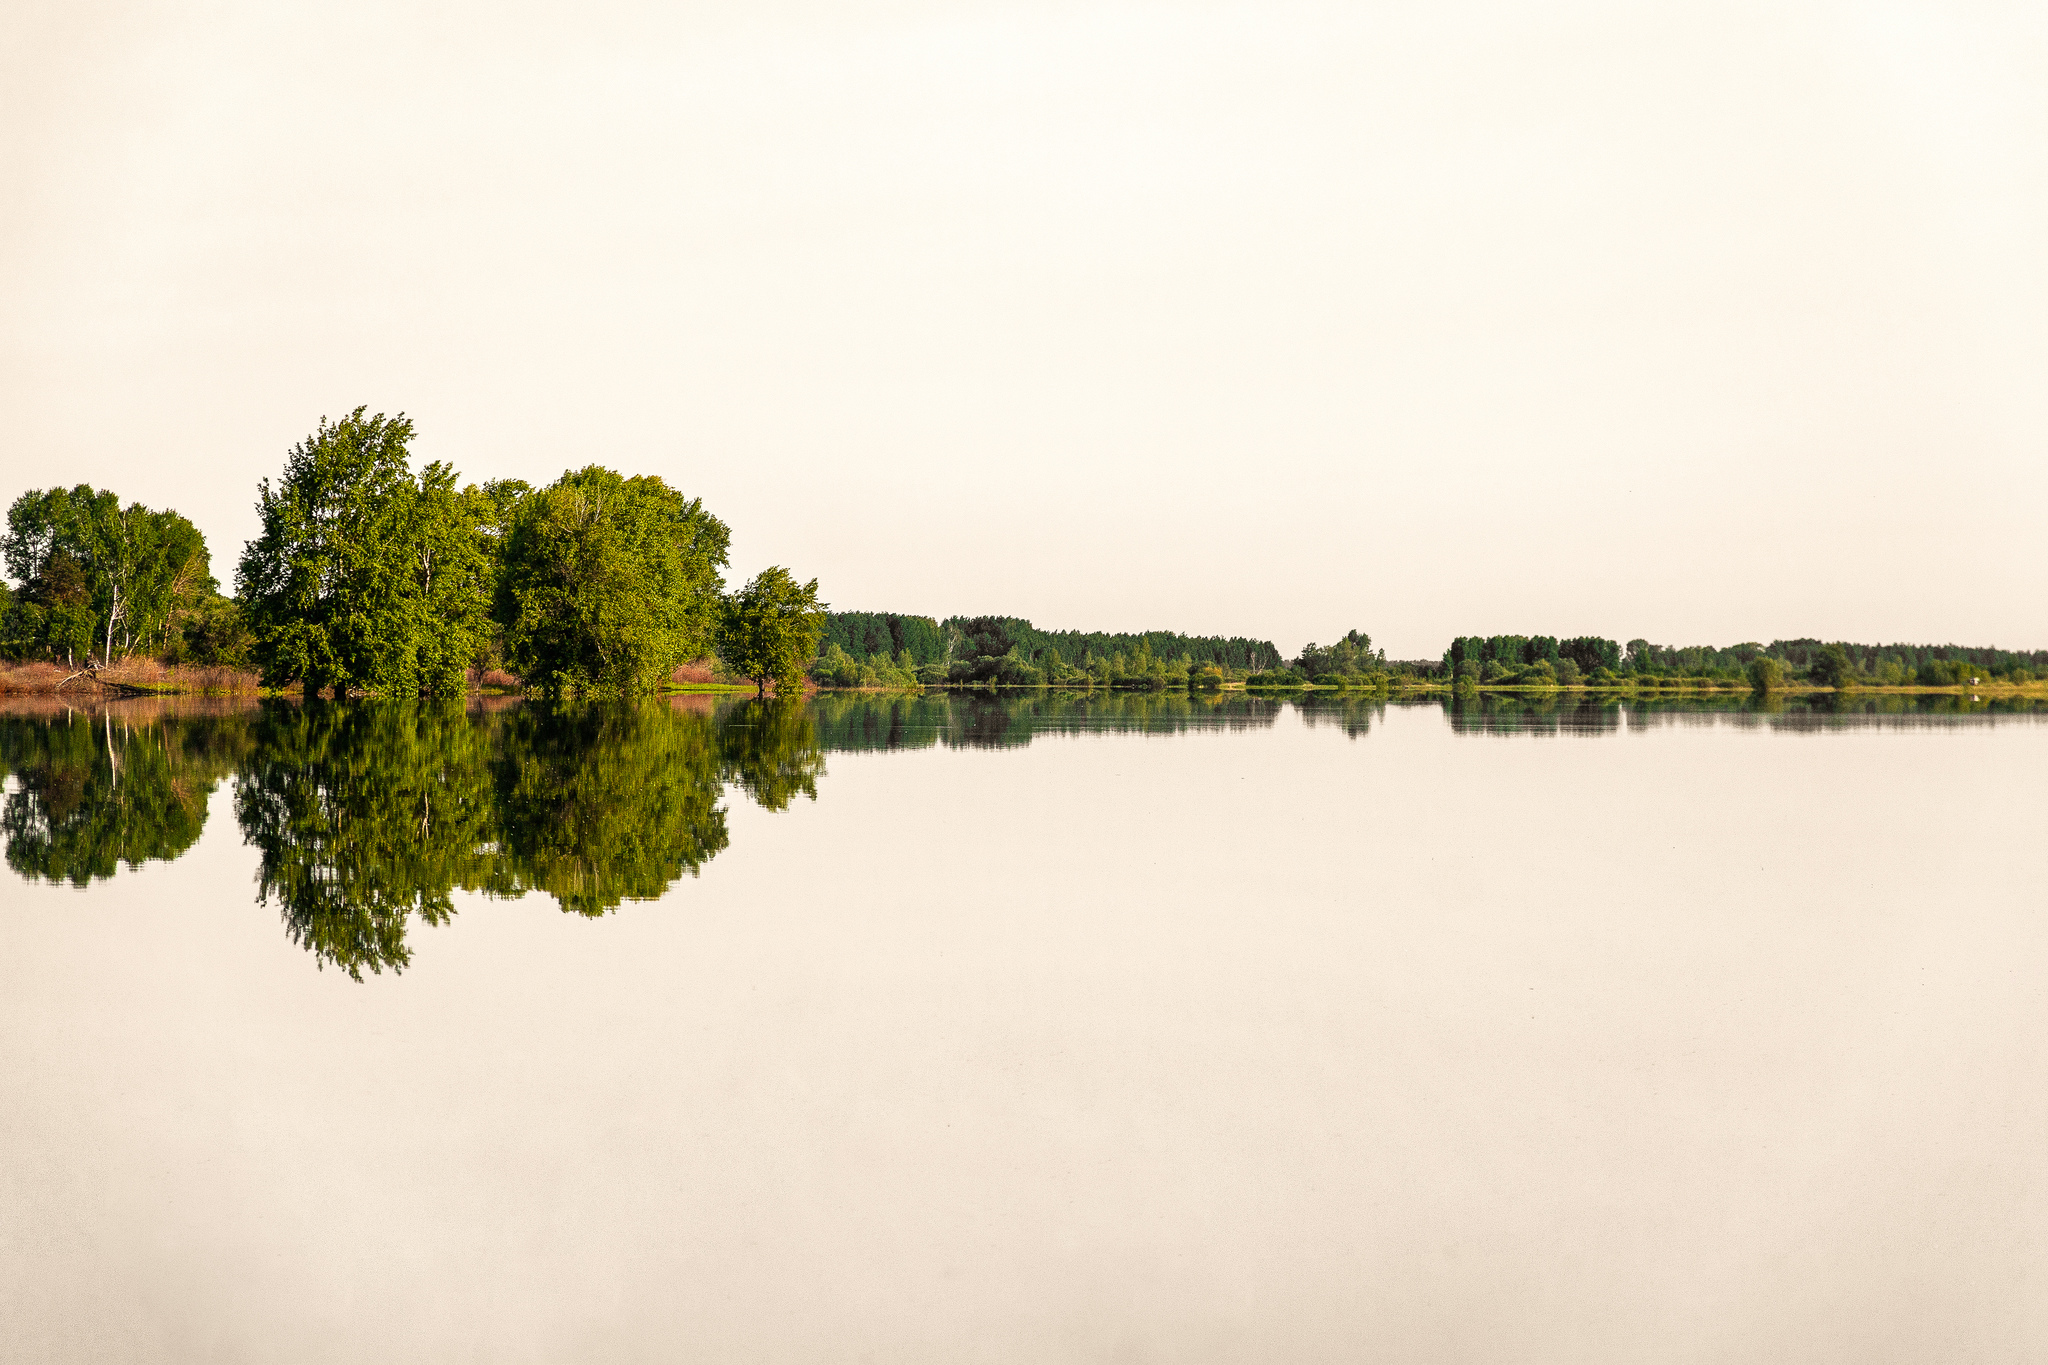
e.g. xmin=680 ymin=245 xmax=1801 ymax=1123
xmin=1427 ymin=690 xmax=2048 ymax=735
xmin=815 ymin=612 xmax=1283 ymax=688
xmin=0 ymin=706 xmax=253 ymax=884
xmin=808 ymin=689 xmax=1283 ymax=751
xmin=1294 ymin=693 xmax=1386 ymax=738
xmin=0 ymin=698 xmax=825 ymax=980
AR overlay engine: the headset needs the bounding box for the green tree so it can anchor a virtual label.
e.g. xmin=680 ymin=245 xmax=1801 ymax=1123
xmin=1747 ymin=656 xmax=1786 ymax=693
xmin=237 ymin=409 xmax=487 ymax=696
xmin=404 ymin=463 xmax=499 ymax=689
xmin=716 ymin=567 xmax=826 ymax=697
xmin=4 ymin=486 xmax=212 ymax=665
xmin=497 ymin=467 xmax=730 ymax=695
xmin=1809 ymin=642 xmax=1853 ymax=689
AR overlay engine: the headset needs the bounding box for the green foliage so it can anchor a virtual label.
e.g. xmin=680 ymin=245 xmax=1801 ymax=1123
xmin=497 ymin=466 xmax=731 ymax=695
xmin=1809 ymin=642 xmax=1853 ymax=689
xmin=3 ymin=485 xmax=213 ymax=665
xmin=1297 ymin=630 xmax=1381 ymax=676
xmin=237 ymin=409 xmax=493 ymax=696
xmin=819 ymin=612 xmax=947 ymax=664
xmin=1443 ymin=634 xmax=1618 ymax=677
xmin=1747 ymin=657 xmax=1786 ymax=693
xmin=1445 ymin=634 xmax=2045 ymax=689
xmin=829 ymin=613 xmax=1281 ymax=677
xmin=173 ymin=593 xmax=253 ymax=667
xmin=717 ymin=567 xmax=826 ymax=697
xmin=813 ymin=641 xmax=923 ymax=690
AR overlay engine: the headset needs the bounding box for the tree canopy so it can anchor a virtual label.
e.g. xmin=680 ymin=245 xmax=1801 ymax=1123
xmin=3 ymin=485 xmax=213 ymax=666
xmin=236 ymin=408 xmax=493 ymax=696
xmin=496 ymin=466 xmax=731 ymax=695
xmin=716 ymin=567 xmax=826 ymax=697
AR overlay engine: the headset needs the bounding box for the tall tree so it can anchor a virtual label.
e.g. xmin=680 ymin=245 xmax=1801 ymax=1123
xmin=496 ymin=466 xmax=730 ymax=695
xmin=236 ymin=409 xmax=488 ymax=695
xmin=716 ymin=567 xmax=826 ymax=697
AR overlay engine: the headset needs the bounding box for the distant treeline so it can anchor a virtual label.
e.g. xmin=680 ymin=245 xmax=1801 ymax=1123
xmin=817 ymin=617 xmax=2048 ymax=693
xmin=816 ymin=611 xmax=1283 ymax=688
xmin=1441 ymin=634 xmax=2048 ymax=687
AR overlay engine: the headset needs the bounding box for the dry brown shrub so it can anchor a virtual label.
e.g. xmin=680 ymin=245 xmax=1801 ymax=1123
xmin=464 ymin=666 xmax=523 ymax=691
xmin=181 ymin=665 xmax=262 ymax=694
xmin=32 ymin=660 xmax=269 ymax=695
xmin=670 ymin=659 xmax=719 ymax=685
xmin=0 ymin=661 xmax=71 ymax=693
xmin=105 ymin=658 xmax=169 ymax=687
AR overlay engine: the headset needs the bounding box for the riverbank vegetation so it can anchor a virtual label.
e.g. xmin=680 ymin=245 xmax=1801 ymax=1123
xmin=5 ymin=416 xmax=2041 ymax=700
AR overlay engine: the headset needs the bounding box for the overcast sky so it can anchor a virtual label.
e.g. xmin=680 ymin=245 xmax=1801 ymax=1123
xmin=4 ymin=0 xmax=2044 ymax=658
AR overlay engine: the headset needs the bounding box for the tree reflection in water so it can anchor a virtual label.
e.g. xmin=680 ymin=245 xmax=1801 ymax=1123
xmin=0 ymin=704 xmax=251 ymax=886
xmin=235 ymin=701 xmax=506 ymax=979
xmin=233 ymin=697 xmax=822 ymax=978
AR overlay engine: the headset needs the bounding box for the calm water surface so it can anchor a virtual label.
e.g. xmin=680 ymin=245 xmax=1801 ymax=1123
xmin=4 ymin=691 xmax=2046 ymax=1363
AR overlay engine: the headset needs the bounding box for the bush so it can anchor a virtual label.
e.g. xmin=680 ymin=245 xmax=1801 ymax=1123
xmin=1747 ymin=657 xmax=1785 ymax=693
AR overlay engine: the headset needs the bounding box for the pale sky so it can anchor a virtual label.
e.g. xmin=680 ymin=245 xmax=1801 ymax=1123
xmin=4 ymin=0 xmax=2044 ymax=658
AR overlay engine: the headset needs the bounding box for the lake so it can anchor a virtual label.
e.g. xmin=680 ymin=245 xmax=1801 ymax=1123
xmin=4 ymin=690 xmax=2046 ymax=1363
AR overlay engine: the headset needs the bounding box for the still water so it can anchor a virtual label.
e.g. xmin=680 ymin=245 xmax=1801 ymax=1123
xmin=3 ymin=691 xmax=2046 ymax=1363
